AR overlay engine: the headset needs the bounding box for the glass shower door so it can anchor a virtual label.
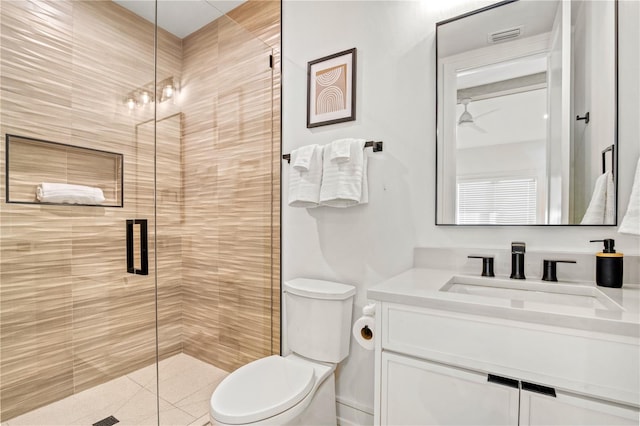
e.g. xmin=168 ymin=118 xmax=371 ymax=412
xmin=153 ymin=3 xmax=281 ymax=424
xmin=0 ymin=0 xmax=281 ymax=424
xmin=0 ymin=0 xmax=159 ymax=424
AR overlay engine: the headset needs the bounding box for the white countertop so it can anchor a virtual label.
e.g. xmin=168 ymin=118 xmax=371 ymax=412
xmin=368 ymin=268 xmax=640 ymax=338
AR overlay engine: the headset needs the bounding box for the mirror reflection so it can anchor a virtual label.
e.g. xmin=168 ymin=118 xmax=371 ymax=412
xmin=436 ymin=0 xmax=617 ymax=225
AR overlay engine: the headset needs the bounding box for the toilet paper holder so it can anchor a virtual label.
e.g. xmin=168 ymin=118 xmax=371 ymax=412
xmin=362 ymin=303 xmax=375 ymax=316
xmin=353 ymin=303 xmax=376 ymax=350
xmin=360 ymin=325 xmax=373 ymax=340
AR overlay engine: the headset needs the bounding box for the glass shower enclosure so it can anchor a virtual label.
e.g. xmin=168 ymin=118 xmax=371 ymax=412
xmin=0 ymin=0 xmax=280 ymax=424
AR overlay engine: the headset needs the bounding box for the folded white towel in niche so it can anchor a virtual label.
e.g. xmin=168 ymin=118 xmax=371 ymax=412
xmin=36 ymin=182 xmax=105 ymax=205
xmin=581 ymin=171 xmax=615 ymax=224
xmin=619 ymin=156 xmax=640 ymax=235
xmin=288 ymin=145 xmax=323 ymax=208
xmin=320 ymin=139 xmax=368 ymax=208
xmin=328 ymin=138 xmax=354 ymax=162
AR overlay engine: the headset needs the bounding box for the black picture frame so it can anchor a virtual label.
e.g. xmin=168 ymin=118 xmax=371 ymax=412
xmin=307 ymin=48 xmax=356 ymax=128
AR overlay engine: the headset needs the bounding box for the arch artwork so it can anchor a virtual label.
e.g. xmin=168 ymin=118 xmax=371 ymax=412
xmin=307 ymin=48 xmax=356 ymax=127
xmin=315 ymin=65 xmax=346 ymax=114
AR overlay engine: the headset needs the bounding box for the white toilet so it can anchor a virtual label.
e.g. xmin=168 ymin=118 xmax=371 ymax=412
xmin=210 ymin=278 xmax=356 ymax=425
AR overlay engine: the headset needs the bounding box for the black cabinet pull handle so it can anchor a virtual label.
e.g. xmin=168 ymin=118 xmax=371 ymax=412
xmin=126 ymin=219 xmax=149 ymax=275
xmin=487 ymin=374 xmax=519 ymax=389
xmin=522 ymin=381 xmax=556 ymax=397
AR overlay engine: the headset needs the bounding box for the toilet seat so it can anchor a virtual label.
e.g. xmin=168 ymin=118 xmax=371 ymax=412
xmin=211 ymin=355 xmax=315 ymax=425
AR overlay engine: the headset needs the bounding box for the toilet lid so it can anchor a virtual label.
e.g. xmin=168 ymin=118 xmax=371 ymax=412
xmin=211 ymin=355 xmax=315 ymax=424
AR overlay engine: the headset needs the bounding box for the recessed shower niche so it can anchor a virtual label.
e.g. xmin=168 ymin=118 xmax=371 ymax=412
xmin=5 ymin=134 xmax=124 ymax=207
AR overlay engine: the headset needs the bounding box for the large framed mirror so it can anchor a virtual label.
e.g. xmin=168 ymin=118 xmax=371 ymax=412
xmin=436 ymin=0 xmax=617 ymax=225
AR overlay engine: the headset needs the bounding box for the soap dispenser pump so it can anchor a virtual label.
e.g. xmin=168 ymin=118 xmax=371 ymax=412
xmin=589 ymin=239 xmax=623 ymax=288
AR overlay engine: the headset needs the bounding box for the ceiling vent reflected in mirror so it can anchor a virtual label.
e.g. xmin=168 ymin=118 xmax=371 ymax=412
xmin=488 ymin=26 xmax=522 ymax=44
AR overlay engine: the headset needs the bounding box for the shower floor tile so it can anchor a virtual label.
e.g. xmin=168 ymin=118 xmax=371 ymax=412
xmin=2 ymin=353 xmax=227 ymax=426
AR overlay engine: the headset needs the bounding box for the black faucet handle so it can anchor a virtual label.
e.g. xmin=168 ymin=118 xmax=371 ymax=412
xmin=468 ymin=255 xmax=495 ymax=277
xmin=511 ymin=242 xmax=526 ymax=253
xmin=542 ymin=260 xmax=577 ymax=282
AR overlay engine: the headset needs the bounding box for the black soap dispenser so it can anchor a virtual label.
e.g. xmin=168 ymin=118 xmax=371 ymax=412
xmin=589 ymin=239 xmax=623 ymax=288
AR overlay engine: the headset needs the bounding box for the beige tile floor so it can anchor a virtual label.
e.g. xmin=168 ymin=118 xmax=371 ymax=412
xmin=2 ymin=353 xmax=227 ymax=426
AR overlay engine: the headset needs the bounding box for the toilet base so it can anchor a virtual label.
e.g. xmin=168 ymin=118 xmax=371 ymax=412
xmin=294 ymin=373 xmax=336 ymax=426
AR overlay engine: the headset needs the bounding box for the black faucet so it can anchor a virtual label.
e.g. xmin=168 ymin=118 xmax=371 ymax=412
xmin=510 ymin=242 xmax=526 ymax=279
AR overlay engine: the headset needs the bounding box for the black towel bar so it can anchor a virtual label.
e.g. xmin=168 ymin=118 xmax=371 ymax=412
xmin=602 ymin=144 xmax=615 ymax=178
xmin=282 ymin=141 xmax=383 ymax=163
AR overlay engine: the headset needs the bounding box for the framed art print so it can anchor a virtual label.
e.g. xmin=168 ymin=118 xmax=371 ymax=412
xmin=307 ymin=48 xmax=356 ymax=128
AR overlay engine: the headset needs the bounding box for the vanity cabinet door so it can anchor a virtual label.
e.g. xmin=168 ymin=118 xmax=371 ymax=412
xmin=380 ymin=352 xmax=519 ymax=425
xmin=520 ymin=388 xmax=640 ymax=426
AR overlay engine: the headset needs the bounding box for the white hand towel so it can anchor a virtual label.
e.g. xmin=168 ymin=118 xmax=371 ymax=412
xmin=619 ymin=156 xmax=640 ymax=235
xmin=604 ymin=171 xmax=616 ymax=224
xmin=581 ymin=172 xmax=615 ymax=224
xmin=320 ymin=139 xmax=368 ymax=208
xmin=288 ymin=145 xmax=323 ymax=208
xmin=329 ymin=138 xmax=356 ymax=162
xmin=292 ymin=144 xmax=317 ymax=171
xmin=36 ymin=182 xmax=106 ymax=204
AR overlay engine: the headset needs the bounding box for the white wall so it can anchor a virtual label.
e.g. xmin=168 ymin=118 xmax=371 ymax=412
xmin=457 ymin=140 xmax=546 ymax=177
xmin=282 ymin=0 xmax=640 ymax=419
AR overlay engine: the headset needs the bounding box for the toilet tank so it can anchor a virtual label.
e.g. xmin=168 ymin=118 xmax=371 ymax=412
xmin=284 ymin=278 xmax=356 ymax=363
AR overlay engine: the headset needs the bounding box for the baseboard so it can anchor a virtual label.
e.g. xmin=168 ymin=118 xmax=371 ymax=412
xmin=336 ymin=397 xmax=374 ymax=426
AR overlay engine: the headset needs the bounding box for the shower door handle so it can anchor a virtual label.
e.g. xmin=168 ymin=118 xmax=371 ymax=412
xmin=126 ymin=219 xmax=149 ymax=275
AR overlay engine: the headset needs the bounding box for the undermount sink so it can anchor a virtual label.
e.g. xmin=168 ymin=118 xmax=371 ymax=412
xmin=440 ymin=275 xmax=622 ymax=311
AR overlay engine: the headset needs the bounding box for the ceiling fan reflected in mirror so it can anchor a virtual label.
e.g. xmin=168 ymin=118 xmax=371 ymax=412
xmin=457 ymin=97 xmax=498 ymax=133
xmin=458 ymin=97 xmax=474 ymax=125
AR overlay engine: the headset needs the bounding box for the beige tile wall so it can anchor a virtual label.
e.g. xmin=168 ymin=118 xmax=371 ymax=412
xmin=227 ymin=0 xmax=282 ymax=359
xmin=0 ymin=0 xmax=280 ymax=421
xmin=179 ymin=0 xmax=281 ymax=372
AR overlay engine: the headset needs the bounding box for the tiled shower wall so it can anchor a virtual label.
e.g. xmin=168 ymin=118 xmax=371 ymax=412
xmin=227 ymin=0 xmax=282 ymax=367
xmin=0 ymin=0 xmax=280 ymax=421
xmin=180 ymin=1 xmax=281 ymax=373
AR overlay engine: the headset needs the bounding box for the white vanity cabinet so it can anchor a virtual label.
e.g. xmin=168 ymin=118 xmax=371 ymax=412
xmin=381 ymin=351 xmax=519 ymax=425
xmin=372 ymin=295 xmax=640 ymax=426
xmin=380 ymin=348 xmax=638 ymax=426
xmin=520 ymin=389 xmax=639 ymax=425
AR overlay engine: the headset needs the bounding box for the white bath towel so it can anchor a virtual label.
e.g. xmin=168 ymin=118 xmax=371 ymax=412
xmin=581 ymin=171 xmax=615 ymax=224
xmin=320 ymin=139 xmax=368 ymax=208
xmin=328 ymin=138 xmax=354 ymax=162
xmin=36 ymin=182 xmax=105 ymax=205
xmin=288 ymin=145 xmax=323 ymax=208
xmin=619 ymin=156 xmax=640 ymax=235
xmin=292 ymin=144 xmax=317 ymax=171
